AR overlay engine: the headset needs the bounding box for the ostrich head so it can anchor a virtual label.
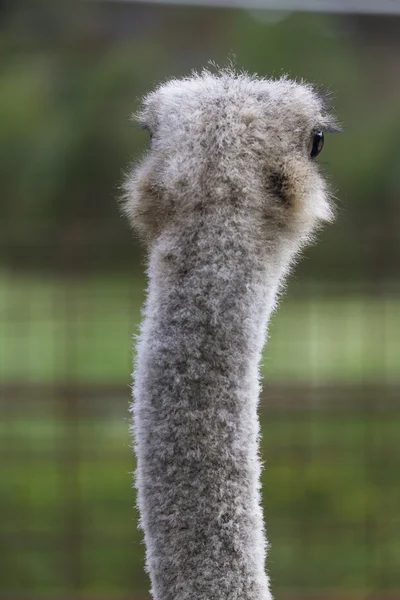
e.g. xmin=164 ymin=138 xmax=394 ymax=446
xmin=123 ymin=69 xmax=338 ymax=250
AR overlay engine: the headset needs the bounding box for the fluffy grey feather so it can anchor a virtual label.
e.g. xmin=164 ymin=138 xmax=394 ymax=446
xmin=123 ymin=69 xmax=337 ymax=600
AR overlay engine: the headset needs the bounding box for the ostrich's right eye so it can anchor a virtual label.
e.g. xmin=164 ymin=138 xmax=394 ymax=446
xmin=309 ymin=131 xmax=324 ymax=159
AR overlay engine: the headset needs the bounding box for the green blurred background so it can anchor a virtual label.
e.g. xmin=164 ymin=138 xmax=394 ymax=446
xmin=0 ymin=1 xmax=399 ymax=599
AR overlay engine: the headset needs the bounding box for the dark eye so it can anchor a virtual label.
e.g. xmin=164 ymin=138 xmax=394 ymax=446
xmin=309 ymin=130 xmax=324 ymax=159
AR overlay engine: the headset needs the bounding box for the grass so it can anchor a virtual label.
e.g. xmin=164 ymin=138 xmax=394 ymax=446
xmin=0 ymin=270 xmax=399 ymax=384
xmin=1 ymin=413 xmax=400 ymax=596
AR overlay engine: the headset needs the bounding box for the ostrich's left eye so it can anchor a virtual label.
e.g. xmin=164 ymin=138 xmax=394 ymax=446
xmin=309 ymin=131 xmax=324 ymax=159
xmin=140 ymin=124 xmax=153 ymax=143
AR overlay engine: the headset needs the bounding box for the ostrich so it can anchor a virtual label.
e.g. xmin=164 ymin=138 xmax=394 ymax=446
xmin=123 ymin=69 xmax=338 ymax=600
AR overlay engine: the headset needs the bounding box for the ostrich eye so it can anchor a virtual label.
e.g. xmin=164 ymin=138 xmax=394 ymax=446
xmin=309 ymin=131 xmax=324 ymax=159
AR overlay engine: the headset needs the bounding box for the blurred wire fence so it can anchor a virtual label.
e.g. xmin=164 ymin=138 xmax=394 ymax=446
xmin=1 ymin=1 xmax=400 ymax=599
xmin=1 ymin=231 xmax=399 ymax=599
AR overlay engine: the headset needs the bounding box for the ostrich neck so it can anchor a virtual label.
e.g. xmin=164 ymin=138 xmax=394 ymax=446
xmin=134 ymin=211 xmax=288 ymax=600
